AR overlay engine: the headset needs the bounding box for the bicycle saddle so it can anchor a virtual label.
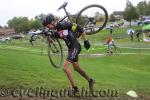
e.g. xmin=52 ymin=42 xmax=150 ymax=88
xmin=57 ymin=2 xmax=68 ymax=11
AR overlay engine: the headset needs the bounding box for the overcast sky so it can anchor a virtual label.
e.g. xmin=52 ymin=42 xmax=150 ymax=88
xmin=0 ymin=0 xmax=149 ymax=26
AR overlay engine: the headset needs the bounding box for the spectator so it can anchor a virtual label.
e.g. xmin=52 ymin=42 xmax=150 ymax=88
xmin=127 ymin=29 xmax=135 ymax=41
xmin=130 ymin=31 xmax=134 ymax=41
xmin=110 ymin=27 xmax=113 ymax=34
xmin=135 ymin=30 xmax=140 ymax=42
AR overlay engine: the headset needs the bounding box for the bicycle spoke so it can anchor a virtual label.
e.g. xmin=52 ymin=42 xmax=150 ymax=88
xmin=76 ymin=4 xmax=108 ymax=35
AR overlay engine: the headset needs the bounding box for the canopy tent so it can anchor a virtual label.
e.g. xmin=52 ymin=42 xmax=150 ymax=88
xmin=142 ymin=24 xmax=150 ymax=30
xmin=142 ymin=24 xmax=150 ymax=42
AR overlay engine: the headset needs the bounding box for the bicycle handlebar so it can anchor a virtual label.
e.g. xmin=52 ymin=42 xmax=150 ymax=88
xmin=29 ymin=29 xmax=46 ymax=45
xmin=29 ymin=29 xmax=57 ymax=46
xmin=29 ymin=32 xmax=42 ymax=46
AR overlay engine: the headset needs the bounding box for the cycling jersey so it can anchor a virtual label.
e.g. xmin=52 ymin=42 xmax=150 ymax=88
xmin=56 ymin=21 xmax=83 ymax=49
xmin=56 ymin=21 xmax=84 ymax=62
xmin=108 ymin=41 xmax=115 ymax=49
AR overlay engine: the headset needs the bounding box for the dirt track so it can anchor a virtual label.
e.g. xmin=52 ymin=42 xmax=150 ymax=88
xmin=0 ymin=95 xmax=150 ymax=100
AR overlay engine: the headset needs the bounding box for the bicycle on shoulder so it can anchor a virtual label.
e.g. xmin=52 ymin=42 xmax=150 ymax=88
xmin=29 ymin=2 xmax=108 ymax=68
xmin=58 ymin=2 xmax=108 ymax=36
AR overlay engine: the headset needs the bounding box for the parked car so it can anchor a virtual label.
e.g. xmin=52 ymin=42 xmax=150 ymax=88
xmin=144 ymin=19 xmax=150 ymax=25
xmin=0 ymin=37 xmax=11 ymax=42
xmin=105 ymin=25 xmax=111 ymax=29
xmin=11 ymin=35 xmax=25 ymax=40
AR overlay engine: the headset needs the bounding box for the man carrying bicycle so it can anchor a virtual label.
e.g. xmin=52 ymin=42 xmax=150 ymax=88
xmin=42 ymin=14 xmax=95 ymax=94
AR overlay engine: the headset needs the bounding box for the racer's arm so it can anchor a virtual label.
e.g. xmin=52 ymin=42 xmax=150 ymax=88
xmin=75 ymin=25 xmax=91 ymax=50
xmin=81 ymin=31 xmax=88 ymax=41
xmin=56 ymin=21 xmax=90 ymax=49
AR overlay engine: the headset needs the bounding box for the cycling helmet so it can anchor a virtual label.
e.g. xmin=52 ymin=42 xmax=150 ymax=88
xmin=42 ymin=14 xmax=55 ymax=26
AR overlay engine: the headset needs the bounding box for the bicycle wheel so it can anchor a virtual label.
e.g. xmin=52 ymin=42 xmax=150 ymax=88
xmin=47 ymin=36 xmax=63 ymax=68
xmin=76 ymin=4 xmax=108 ymax=35
xmin=114 ymin=47 xmax=121 ymax=55
xmin=105 ymin=50 xmax=109 ymax=56
xmin=105 ymin=49 xmax=113 ymax=56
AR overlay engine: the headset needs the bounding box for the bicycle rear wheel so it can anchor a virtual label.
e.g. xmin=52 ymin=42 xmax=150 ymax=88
xmin=47 ymin=36 xmax=63 ymax=68
xmin=76 ymin=4 xmax=108 ymax=35
xmin=105 ymin=49 xmax=113 ymax=56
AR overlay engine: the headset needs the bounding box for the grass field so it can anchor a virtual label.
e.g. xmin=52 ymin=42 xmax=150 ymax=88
xmin=0 ymin=48 xmax=150 ymax=91
xmin=0 ymin=44 xmax=150 ymax=97
xmin=0 ymin=27 xmax=150 ymax=99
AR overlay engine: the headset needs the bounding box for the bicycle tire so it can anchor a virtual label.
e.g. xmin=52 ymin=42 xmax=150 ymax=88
xmin=76 ymin=4 xmax=108 ymax=35
xmin=47 ymin=36 xmax=63 ymax=68
xmin=114 ymin=47 xmax=121 ymax=55
xmin=105 ymin=49 xmax=113 ymax=56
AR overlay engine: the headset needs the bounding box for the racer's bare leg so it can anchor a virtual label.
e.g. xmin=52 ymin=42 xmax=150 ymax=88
xmin=72 ymin=62 xmax=90 ymax=81
xmin=63 ymin=61 xmax=75 ymax=87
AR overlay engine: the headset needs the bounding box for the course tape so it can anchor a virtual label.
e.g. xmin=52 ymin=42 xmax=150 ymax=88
xmin=0 ymin=45 xmax=150 ymax=56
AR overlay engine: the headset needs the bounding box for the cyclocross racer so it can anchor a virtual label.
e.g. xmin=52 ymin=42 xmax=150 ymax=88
xmin=42 ymin=13 xmax=95 ymax=94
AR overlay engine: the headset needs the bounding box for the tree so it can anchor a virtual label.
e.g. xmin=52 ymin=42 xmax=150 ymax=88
xmin=30 ymin=19 xmax=43 ymax=30
xmin=136 ymin=1 xmax=150 ymax=16
xmin=136 ymin=1 xmax=147 ymax=15
xmin=123 ymin=0 xmax=139 ymax=27
xmin=109 ymin=14 xmax=116 ymax=22
xmin=7 ymin=17 xmax=30 ymax=33
xmin=35 ymin=13 xmax=46 ymax=21
xmin=144 ymin=1 xmax=150 ymax=16
xmin=94 ymin=11 xmax=105 ymax=22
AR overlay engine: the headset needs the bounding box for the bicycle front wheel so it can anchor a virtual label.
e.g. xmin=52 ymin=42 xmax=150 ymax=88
xmin=114 ymin=47 xmax=121 ymax=55
xmin=76 ymin=4 xmax=108 ymax=35
xmin=47 ymin=36 xmax=63 ymax=68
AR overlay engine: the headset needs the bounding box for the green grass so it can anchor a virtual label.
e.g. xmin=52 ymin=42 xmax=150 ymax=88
xmin=0 ymin=48 xmax=150 ymax=96
xmin=0 ymin=26 xmax=150 ymax=98
xmin=0 ymin=49 xmax=67 ymax=89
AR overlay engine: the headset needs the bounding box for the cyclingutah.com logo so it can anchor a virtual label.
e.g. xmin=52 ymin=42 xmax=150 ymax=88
xmin=0 ymin=87 xmax=119 ymax=98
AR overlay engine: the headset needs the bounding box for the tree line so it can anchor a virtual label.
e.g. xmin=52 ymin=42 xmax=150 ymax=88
xmin=6 ymin=14 xmax=46 ymax=33
xmin=1 ymin=0 xmax=150 ymax=33
xmin=110 ymin=0 xmax=150 ymax=23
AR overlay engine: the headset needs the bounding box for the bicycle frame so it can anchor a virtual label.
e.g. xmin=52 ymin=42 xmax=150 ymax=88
xmin=106 ymin=45 xmax=121 ymax=56
xmin=58 ymin=2 xmax=97 ymax=23
xmin=57 ymin=2 xmax=108 ymax=35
